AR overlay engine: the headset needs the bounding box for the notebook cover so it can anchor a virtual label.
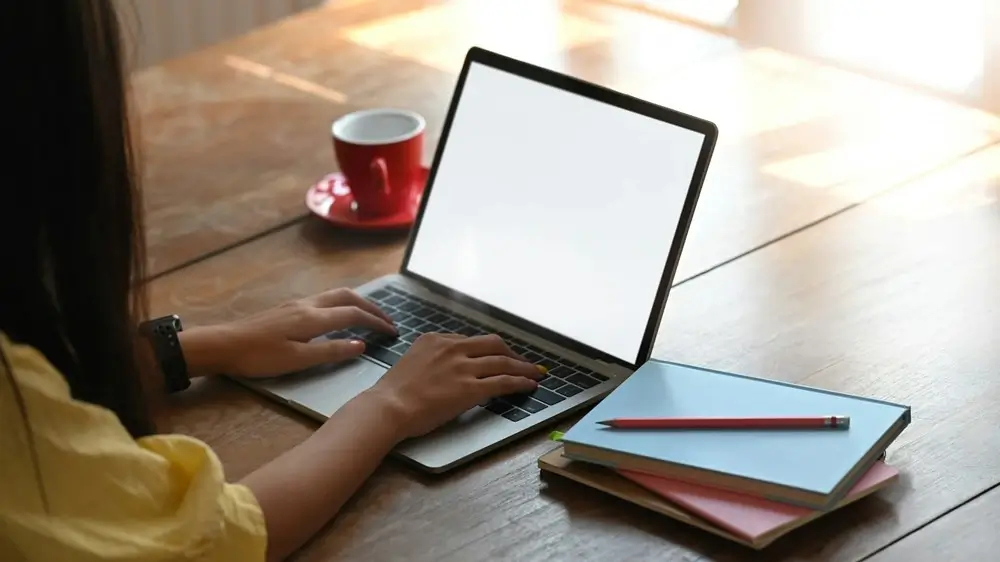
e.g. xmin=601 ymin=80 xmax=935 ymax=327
xmin=561 ymin=359 xmax=910 ymax=504
xmin=619 ymin=460 xmax=899 ymax=541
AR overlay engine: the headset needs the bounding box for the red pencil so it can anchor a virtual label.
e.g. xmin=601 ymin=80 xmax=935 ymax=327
xmin=596 ymin=415 xmax=850 ymax=429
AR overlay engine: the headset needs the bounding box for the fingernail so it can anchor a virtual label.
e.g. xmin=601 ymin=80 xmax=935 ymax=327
xmin=348 ymin=339 xmax=365 ymax=347
xmin=536 ymin=365 xmax=548 ymax=374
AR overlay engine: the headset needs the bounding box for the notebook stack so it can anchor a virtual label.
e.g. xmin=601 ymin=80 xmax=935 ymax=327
xmin=538 ymin=360 xmax=911 ymax=549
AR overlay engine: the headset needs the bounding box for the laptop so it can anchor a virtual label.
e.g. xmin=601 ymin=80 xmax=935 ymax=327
xmin=243 ymin=47 xmax=718 ymax=473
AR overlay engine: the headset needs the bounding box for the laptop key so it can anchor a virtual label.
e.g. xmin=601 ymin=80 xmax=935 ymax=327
xmin=523 ymin=351 xmax=544 ymax=363
xmin=427 ymin=312 xmax=450 ymax=324
xmin=400 ymin=317 xmax=425 ymax=330
xmin=579 ymin=367 xmax=608 ymax=382
xmin=536 ymin=358 xmax=560 ymax=372
xmin=540 ymin=377 xmax=564 ymax=390
xmin=390 ymin=342 xmax=411 ymax=354
xmin=566 ymin=373 xmax=599 ymax=389
xmin=367 ymin=289 xmax=391 ymax=301
xmin=398 ymin=301 xmax=422 ymax=313
xmin=530 ymin=386 xmax=565 ymax=406
xmin=555 ymin=383 xmax=583 ymax=397
xmin=412 ymin=306 xmax=435 ymax=318
xmin=519 ymin=397 xmax=547 ymax=413
xmin=365 ymin=346 xmax=402 ymax=366
xmin=409 ymin=321 xmax=434 ymax=333
xmin=502 ymin=408 xmax=529 ymax=422
xmin=383 ymin=295 xmax=405 ymax=307
xmin=503 ymin=395 xmax=546 ymax=414
xmin=483 ymin=399 xmax=511 ymax=415
xmin=549 ymin=365 xmax=575 ymax=379
xmin=387 ymin=309 xmax=411 ymax=323
xmin=367 ymin=332 xmax=397 ymax=347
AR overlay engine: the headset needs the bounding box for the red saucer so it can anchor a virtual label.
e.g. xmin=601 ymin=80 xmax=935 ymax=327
xmin=305 ymin=166 xmax=428 ymax=230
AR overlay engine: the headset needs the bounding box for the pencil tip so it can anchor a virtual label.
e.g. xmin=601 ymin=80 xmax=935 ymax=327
xmin=596 ymin=420 xmax=611 ymax=426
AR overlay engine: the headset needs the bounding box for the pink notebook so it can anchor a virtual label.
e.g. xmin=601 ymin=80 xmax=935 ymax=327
xmin=619 ymin=462 xmax=898 ymax=542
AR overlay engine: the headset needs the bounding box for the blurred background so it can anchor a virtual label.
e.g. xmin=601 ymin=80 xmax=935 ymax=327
xmin=117 ymin=0 xmax=1000 ymax=114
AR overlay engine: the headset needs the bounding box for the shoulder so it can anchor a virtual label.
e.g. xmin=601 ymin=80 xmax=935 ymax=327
xmin=1 ymin=331 xmax=136 ymax=445
xmin=1 ymin=331 xmax=75 ymax=401
xmin=0 ymin=332 xmax=267 ymax=561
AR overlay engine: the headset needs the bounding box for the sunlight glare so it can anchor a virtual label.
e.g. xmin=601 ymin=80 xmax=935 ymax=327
xmin=338 ymin=1 xmax=613 ymax=73
xmin=223 ymin=55 xmax=348 ymax=103
xmin=622 ymin=48 xmax=836 ymax=142
xmin=803 ymin=0 xmax=984 ymax=93
xmin=867 ymin=145 xmax=1000 ymax=220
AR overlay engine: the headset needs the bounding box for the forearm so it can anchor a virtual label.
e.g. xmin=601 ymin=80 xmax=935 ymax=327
xmin=240 ymin=390 xmax=403 ymax=562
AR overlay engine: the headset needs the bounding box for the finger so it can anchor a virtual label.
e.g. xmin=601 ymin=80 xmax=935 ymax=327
xmin=468 ymin=355 xmax=546 ymax=379
xmin=305 ymin=288 xmax=394 ymax=325
xmin=412 ymin=332 xmax=464 ymax=344
xmin=454 ymin=333 xmax=520 ymax=359
xmin=300 ymin=305 xmax=396 ymax=337
xmin=288 ymin=339 xmax=366 ymax=371
xmin=336 ymin=306 xmax=397 ymax=334
xmin=475 ymin=374 xmax=538 ymax=400
xmin=431 ymin=332 xmax=465 ymax=339
xmin=302 ymin=287 xmax=363 ymax=308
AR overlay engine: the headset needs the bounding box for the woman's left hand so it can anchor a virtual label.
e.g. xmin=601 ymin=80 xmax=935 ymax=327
xmin=178 ymin=288 xmax=397 ymax=379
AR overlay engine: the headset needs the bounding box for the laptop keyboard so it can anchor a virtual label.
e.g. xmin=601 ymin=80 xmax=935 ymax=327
xmin=324 ymin=284 xmax=609 ymax=422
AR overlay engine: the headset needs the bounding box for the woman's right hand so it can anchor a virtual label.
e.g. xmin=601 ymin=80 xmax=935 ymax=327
xmin=366 ymin=333 xmax=546 ymax=440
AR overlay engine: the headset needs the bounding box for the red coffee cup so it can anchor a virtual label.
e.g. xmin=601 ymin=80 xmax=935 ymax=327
xmin=331 ymin=108 xmax=425 ymax=218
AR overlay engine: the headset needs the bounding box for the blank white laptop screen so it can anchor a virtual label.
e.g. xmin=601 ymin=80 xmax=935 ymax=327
xmin=406 ymin=62 xmax=706 ymax=363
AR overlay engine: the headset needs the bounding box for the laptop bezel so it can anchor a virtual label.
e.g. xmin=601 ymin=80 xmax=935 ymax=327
xmin=396 ymin=46 xmax=718 ymax=371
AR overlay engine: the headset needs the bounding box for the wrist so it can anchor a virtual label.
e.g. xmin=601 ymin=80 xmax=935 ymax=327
xmin=177 ymin=326 xmax=232 ymax=378
xmin=345 ymin=388 xmax=411 ymax=445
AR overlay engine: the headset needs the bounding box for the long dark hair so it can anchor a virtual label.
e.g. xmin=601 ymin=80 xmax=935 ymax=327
xmin=0 ymin=0 xmax=154 ymax=438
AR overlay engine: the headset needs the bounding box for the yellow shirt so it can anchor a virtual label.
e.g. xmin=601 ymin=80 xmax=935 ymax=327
xmin=0 ymin=333 xmax=267 ymax=561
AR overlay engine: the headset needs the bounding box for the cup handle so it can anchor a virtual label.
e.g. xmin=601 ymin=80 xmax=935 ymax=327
xmin=371 ymin=157 xmax=390 ymax=195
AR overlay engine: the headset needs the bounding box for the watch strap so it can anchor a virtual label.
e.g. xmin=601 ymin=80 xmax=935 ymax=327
xmin=141 ymin=315 xmax=190 ymax=393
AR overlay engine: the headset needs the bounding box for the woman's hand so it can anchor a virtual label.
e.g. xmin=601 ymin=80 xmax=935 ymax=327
xmin=364 ymin=332 xmax=546 ymax=440
xmin=179 ymin=288 xmax=396 ymax=379
xmin=241 ymin=331 xmax=542 ymax=562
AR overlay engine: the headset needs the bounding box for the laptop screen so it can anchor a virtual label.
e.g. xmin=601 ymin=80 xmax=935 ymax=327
xmin=405 ymin=61 xmax=707 ymax=364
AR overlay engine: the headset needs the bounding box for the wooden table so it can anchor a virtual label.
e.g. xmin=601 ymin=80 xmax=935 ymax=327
xmin=139 ymin=1 xmax=1000 ymax=560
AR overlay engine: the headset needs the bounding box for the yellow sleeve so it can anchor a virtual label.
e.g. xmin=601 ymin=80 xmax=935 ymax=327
xmin=0 ymin=333 xmax=267 ymax=562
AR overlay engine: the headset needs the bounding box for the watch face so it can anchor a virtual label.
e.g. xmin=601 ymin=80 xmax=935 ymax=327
xmin=143 ymin=315 xmax=182 ymax=334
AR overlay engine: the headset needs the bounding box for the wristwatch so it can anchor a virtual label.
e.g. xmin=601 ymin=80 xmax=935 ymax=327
xmin=139 ymin=314 xmax=191 ymax=393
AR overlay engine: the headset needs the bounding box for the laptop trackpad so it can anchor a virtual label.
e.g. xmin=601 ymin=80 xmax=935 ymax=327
xmin=252 ymin=358 xmax=386 ymax=418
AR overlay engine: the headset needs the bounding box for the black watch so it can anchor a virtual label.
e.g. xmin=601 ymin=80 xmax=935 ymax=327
xmin=139 ymin=314 xmax=190 ymax=393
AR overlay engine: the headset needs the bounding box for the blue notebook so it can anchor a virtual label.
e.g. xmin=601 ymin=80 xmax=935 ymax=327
xmin=560 ymin=360 xmax=911 ymax=510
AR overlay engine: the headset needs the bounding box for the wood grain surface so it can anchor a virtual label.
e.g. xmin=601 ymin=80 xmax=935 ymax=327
xmin=866 ymin=485 xmax=1000 ymax=562
xmin=134 ymin=0 xmax=1000 ymax=280
xmin=149 ymin=136 xmax=1000 ymax=561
